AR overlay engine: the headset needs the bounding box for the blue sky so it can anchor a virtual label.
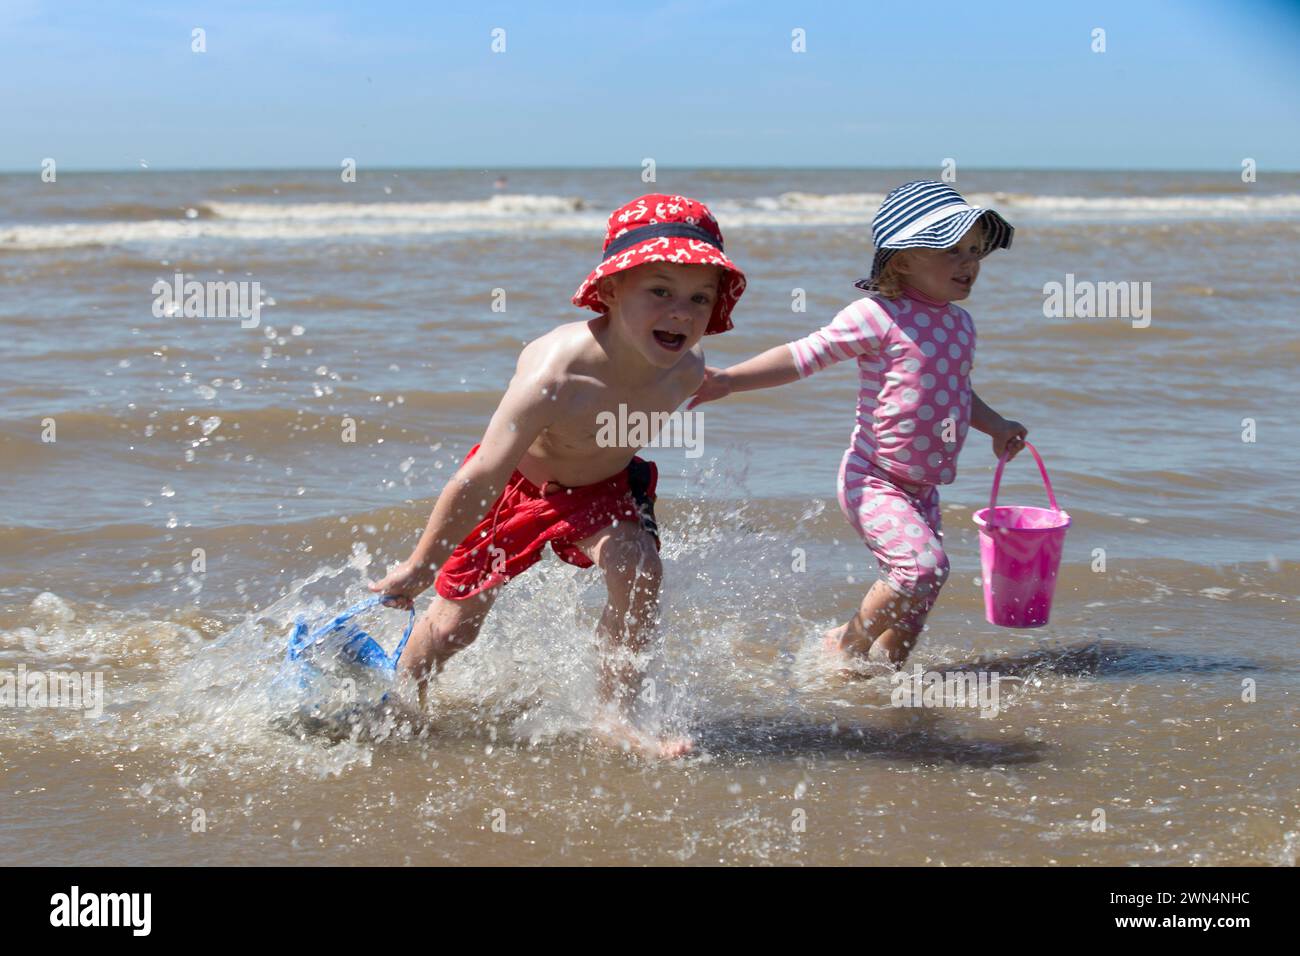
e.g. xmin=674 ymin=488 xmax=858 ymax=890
xmin=2 ymin=0 xmax=1297 ymax=171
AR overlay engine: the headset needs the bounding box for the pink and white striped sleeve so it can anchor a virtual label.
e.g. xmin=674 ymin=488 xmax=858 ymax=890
xmin=786 ymin=299 xmax=890 ymax=378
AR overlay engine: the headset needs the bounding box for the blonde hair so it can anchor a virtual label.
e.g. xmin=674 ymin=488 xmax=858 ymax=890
xmin=873 ymin=252 xmax=912 ymax=299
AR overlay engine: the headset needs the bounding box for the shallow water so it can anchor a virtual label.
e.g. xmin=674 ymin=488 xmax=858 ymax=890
xmin=1 ymin=168 xmax=1296 ymax=864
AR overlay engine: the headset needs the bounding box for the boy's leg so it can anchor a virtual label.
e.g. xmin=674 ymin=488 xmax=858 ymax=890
xmin=397 ymin=590 xmax=496 ymax=703
xmin=573 ymin=520 xmax=663 ymax=709
xmin=572 ymin=520 xmax=690 ymax=758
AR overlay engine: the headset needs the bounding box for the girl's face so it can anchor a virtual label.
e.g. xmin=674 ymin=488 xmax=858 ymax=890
xmin=894 ymin=224 xmax=986 ymax=302
xmin=599 ymin=263 xmax=720 ymax=368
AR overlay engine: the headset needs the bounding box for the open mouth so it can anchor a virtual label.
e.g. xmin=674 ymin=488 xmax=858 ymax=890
xmin=653 ymin=330 xmax=687 ymax=352
xmin=952 ymin=275 xmax=973 ymax=288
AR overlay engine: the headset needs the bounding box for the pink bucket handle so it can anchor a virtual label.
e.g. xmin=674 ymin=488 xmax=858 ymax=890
xmin=988 ymin=440 xmax=1060 ymax=517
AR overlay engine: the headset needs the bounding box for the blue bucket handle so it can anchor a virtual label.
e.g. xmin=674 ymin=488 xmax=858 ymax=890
xmin=286 ymin=594 xmax=416 ymax=673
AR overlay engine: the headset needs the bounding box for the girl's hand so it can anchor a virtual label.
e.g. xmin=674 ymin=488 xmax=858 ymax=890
xmin=687 ymin=366 xmax=733 ymax=409
xmin=368 ymin=559 xmax=437 ymax=611
xmin=992 ymin=419 xmax=1028 ymax=461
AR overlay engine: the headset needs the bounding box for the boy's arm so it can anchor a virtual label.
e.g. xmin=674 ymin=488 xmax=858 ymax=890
xmin=970 ymin=389 xmax=1028 ymax=460
xmin=370 ymin=361 xmax=563 ymax=606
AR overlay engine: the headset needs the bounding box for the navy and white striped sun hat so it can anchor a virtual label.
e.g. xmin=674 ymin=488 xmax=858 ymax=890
xmin=854 ymin=180 xmax=1014 ymax=292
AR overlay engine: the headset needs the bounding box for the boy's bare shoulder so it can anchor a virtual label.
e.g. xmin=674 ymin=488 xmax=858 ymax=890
xmin=673 ymin=343 xmax=707 ymax=393
xmin=516 ymin=320 xmax=587 ymax=367
xmin=511 ymin=321 xmax=598 ymax=400
xmin=514 ymin=321 xmax=704 ymax=401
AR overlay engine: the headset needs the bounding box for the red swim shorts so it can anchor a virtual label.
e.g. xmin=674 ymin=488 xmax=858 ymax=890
xmin=434 ymin=444 xmax=660 ymax=601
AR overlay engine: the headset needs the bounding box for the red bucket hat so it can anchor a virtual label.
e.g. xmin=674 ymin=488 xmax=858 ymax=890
xmin=572 ymin=193 xmax=746 ymax=335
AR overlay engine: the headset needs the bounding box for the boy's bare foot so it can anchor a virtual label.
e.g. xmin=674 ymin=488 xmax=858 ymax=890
xmin=655 ymin=735 xmax=695 ymax=759
xmin=593 ymin=717 xmax=694 ymax=759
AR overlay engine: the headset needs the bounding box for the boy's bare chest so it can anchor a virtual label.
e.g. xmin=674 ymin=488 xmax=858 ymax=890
xmin=549 ymin=378 xmax=684 ymax=446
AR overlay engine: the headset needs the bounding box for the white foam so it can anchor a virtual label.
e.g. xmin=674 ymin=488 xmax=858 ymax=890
xmin=5 ymin=189 xmax=1298 ymax=250
xmin=205 ymin=193 xmax=589 ymax=221
xmin=991 ymin=192 xmax=1300 ymax=217
xmin=0 ymin=214 xmax=607 ymax=249
xmin=722 ymin=190 xmax=1300 ymax=222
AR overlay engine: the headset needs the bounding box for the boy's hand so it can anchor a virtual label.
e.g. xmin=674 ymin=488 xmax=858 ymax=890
xmin=992 ymin=419 xmax=1028 ymax=461
xmin=686 ymin=366 xmax=732 ymax=409
xmin=368 ymin=559 xmax=437 ymax=611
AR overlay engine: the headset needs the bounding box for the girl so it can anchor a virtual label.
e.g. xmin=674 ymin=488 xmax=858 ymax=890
xmin=690 ymin=181 xmax=1028 ymax=670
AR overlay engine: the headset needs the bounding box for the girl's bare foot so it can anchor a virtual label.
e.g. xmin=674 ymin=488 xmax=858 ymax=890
xmin=821 ymin=627 xmax=874 ymax=680
xmin=823 ymin=623 xmax=848 ymax=652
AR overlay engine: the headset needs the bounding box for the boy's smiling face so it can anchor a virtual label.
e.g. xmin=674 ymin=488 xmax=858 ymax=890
xmin=599 ymin=262 xmax=721 ymax=368
xmin=893 ymin=223 xmax=987 ymax=302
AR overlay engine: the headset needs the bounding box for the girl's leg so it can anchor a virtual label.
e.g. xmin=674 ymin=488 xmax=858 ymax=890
xmin=831 ymin=461 xmax=948 ymax=668
xmin=828 ymin=580 xmax=924 ymax=662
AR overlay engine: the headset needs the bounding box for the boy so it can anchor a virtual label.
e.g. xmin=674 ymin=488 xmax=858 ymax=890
xmin=370 ymin=194 xmax=746 ymax=757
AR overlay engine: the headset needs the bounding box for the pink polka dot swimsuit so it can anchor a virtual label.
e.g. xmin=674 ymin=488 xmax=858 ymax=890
xmin=787 ymin=286 xmax=976 ymax=485
xmin=786 ymin=287 xmax=976 ymax=631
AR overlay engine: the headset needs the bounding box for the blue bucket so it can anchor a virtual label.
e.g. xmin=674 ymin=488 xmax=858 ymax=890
xmin=285 ymin=594 xmax=415 ymax=674
xmin=279 ymin=596 xmax=415 ymax=726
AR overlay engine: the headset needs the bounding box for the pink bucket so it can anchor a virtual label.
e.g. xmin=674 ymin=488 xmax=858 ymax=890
xmin=972 ymin=441 xmax=1071 ymax=628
